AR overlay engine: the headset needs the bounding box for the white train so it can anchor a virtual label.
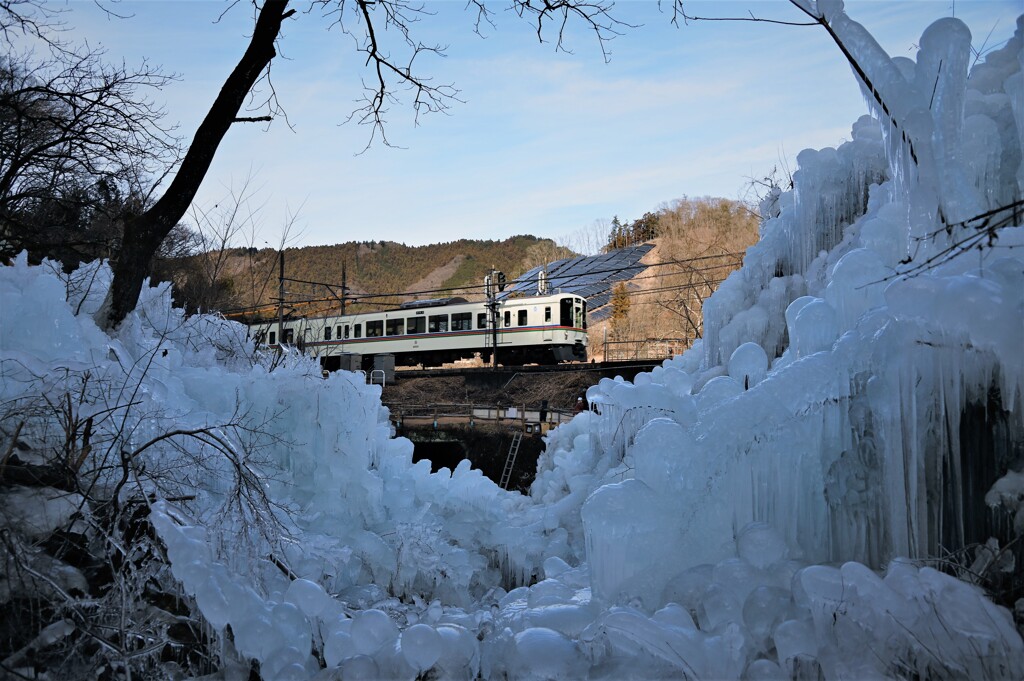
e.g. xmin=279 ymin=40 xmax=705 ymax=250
xmin=249 ymin=292 xmax=588 ymax=370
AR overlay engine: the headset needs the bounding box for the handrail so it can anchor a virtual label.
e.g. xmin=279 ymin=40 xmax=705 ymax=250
xmin=389 ymin=402 xmax=575 ymax=424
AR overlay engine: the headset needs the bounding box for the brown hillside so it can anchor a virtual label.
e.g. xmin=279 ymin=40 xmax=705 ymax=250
xmin=404 ymin=255 xmax=466 ymax=297
xmin=590 ymin=197 xmax=758 ymax=361
xmin=168 ymin=235 xmax=570 ymax=319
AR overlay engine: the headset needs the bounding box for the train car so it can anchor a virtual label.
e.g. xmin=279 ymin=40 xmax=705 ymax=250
xmin=248 ymin=292 xmax=587 ymax=370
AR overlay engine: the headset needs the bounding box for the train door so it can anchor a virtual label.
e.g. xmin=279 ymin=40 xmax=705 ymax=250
xmin=560 ymin=298 xmax=573 ymax=328
xmin=542 ymin=304 xmax=554 ymax=342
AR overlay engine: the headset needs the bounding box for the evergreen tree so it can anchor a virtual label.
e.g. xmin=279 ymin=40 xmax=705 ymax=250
xmin=610 ymin=281 xmax=630 ymax=337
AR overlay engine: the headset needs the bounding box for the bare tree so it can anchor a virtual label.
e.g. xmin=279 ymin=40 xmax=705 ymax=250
xmin=88 ymin=0 xmax=629 ymax=329
xmin=0 ymin=49 xmax=180 ymax=263
xmin=3 ymin=0 xmax=630 ymax=328
xmin=91 ymin=2 xmax=294 ymax=329
xmin=152 ymin=173 xmax=307 ymax=315
xmin=655 ymin=258 xmax=727 ymax=340
xmin=1 ymin=0 xmax=71 ymax=50
xmin=181 ymin=174 xmax=263 ymax=312
xmin=653 ymin=199 xmax=753 ymax=338
xmin=523 ymin=237 xmax=574 ymax=272
xmin=557 ymin=218 xmax=611 ymax=256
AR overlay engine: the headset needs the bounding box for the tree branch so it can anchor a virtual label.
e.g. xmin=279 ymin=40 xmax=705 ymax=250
xmin=98 ymin=0 xmax=295 ymax=328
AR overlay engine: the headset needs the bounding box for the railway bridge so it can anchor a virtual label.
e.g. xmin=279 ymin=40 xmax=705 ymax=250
xmin=378 ymin=360 xmax=664 ymax=491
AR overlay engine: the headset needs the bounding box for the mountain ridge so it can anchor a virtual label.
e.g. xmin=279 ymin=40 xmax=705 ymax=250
xmin=182 ymin=235 xmax=573 ymax=319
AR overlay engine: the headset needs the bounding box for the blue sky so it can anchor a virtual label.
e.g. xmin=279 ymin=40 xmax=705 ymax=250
xmin=65 ymin=1 xmax=1021 ymax=248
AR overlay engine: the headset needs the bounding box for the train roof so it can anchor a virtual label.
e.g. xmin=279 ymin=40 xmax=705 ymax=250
xmin=246 ymin=292 xmax=587 ymax=326
xmin=398 ymin=297 xmax=468 ymax=310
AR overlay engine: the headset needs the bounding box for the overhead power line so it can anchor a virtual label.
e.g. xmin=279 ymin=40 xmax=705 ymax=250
xmin=281 ymin=251 xmax=745 ymax=300
xmin=221 ymin=250 xmax=746 ymax=318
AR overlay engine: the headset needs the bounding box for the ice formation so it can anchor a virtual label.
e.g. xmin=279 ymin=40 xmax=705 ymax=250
xmin=2 ymin=3 xmax=1023 ymax=679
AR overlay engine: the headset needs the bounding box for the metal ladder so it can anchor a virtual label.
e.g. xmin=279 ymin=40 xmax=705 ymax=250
xmin=499 ymin=431 xmax=523 ymax=489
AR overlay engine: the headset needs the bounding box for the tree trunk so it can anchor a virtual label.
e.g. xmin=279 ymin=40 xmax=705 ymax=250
xmin=96 ymin=0 xmax=294 ymax=329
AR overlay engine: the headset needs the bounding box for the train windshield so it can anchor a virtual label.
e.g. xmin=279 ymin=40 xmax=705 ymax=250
xmin=561 ymin=297 xmax=586 ymax=330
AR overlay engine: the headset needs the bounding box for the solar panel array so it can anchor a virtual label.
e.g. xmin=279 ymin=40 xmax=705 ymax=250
xmin=588 ymin=282 xmax=642 ymax=322
xmin=501 ymin=244 xmax=654 ymax=319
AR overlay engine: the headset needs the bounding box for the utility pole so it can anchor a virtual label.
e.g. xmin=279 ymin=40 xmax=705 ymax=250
xmin=486 ymin=269 xmax=499 ymax=369
xmin=487 ymin=267 xmax=507 ymax=369
xmin=277 ymin=248 xmax=284 ymax=350
xmin=341 ymin=262 xmax=347 ymax=317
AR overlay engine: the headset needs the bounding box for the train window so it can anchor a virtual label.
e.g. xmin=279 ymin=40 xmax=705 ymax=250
xmin=575 ymin=305 xmax=583 ymax=329
xmin=544 ymin=306 xmax=551 ymax=322
xmin=283 ymin=328 xmax=294 ymax=344
xmin=518 ymin=309 xmax=528 ymax=326
xmin=386 ymin=318 xmax=404 ymax=336
xmin=407 ymin=317 xmax=425 ymax=334
xmin=581 ymin=300 xmax=588 ymax=329
xmin=340 ymin=325 xmax=347 ymax=339
xmin=269 ymin=331 xmax=276 ymax=345
xmin=366 ymin=320 xmax=383 ymax=337
xmin=477 ymin=312 xmax=487 ymax=329
xmin=354 ymin=324 xmax=362 ymax=338
xmin=560 ymin=298 xmax=573 ymax=326
xmin=452 ymin=312 xmax=472 ymax=331
xmin=428 ymin=314 xmax=448 ymax=333
xmin=503 ymin=311 xmax=511 ymax=327
xmin=324 ymin=326 xmax=332 ymax=341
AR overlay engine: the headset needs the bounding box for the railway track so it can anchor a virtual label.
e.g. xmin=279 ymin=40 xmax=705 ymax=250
xmin=392 ymin=359 xmax=665 ymax=380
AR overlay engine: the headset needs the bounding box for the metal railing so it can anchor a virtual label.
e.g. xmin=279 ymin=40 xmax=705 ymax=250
xmin=601 ymin=337 xmax=693 ymax=361
xmin=387 ymin=403 xmax=575 ymax=430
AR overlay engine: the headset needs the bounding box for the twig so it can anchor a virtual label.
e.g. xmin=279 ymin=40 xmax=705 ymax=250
xmin=0 ymin=420 xmax=25 ymax=473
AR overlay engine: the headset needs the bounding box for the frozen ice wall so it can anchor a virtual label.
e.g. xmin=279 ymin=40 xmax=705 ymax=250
xmin=539 ymin=3 xmax=1024 ymax=609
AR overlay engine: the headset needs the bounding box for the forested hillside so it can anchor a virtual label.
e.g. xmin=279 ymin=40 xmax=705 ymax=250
xmin=169 ymin=235 xmax=573 ymax=319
